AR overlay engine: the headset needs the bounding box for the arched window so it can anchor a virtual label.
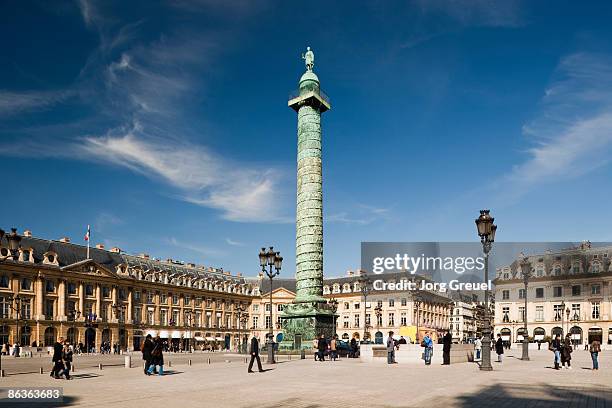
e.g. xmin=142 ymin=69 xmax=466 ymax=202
xmin=44 ymin=327 xmax=56 ymax=347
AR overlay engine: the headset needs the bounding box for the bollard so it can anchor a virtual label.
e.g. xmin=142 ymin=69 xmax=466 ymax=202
xmin=0 ymin=369 xmax=5 ymax=377
xmin=244 ymin=357 xmax=247 ymax=364
xmin=188 ymin=359 xmax=192 ymax=366
xmin=207 ymin=358 xmax=211 ymax=364
xmin=300 ymin=349 xmax=305 ymax=359
xmin=39 ymin=367 xmax=43 ymax=374
xmin=124 ymin=355 xmax=131 ymax=368
xmin=168 ymin=361 xmax=171 ymax=367
xmin=99 ymin=363 xmax=103 ymax=370
xmin=289 ymin=354 xmax=291 ymax=361
xmin=72 ymin=364 xmax=75 ymax=372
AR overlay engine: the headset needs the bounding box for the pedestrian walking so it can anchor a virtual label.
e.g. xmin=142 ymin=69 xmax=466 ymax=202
xmin=550 ymin=334 xmax=562 ymax=369
xmin=147 ymin=336 xmax=164 ymax=376
xmin=312 ymin=337 xmax=319 ymax=361
xmin=442 ymin=331 xmax=452 ymax=365
xmin=350 ymin=337 xmax=358 ymax=358
xmin=50 ymin=337 xmax=65 ymax=379
xmin=422 ymin=332 xmax=433 ymax=365
xmin=590 ymin=339 xmax=601 ymax=371
xmin=247 ymin=334 xmax=263 ymax=373
xmin=495 ymin=334 xmax=504 ymax=363
xmin=317 ymin=334 xmax=327 ymax=362
xmin=330 ymin=335 xmax=338 ymax=361
xmin=474 ymin=337 xmax=482 ymax=361
xmin=560 ymin=334 xmax=572 ymax=369
xmin=386 ymin=331 xmax=397 ymax=364
xmin=62 ymin=342 xmax=73 ymax=380
xmin=141 ymin=334 xmax=154 ymax=375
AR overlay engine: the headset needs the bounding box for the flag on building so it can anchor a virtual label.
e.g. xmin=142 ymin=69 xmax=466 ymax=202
xmin=84 ymin=225 xmax=90 ymax=241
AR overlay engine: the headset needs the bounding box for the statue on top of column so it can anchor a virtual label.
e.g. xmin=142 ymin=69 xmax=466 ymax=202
xmin=302 ymin=46 xmax=314 ymax=71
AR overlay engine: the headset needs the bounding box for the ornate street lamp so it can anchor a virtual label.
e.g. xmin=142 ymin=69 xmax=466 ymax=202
xmin=357 ymin=271 xmax=371 ymax=342
xmin=374 ymin=304 xmax=383 ymax=343
xmin=236 ymin=304 xmax=248 ymax=354
xmin=183 ymin=309 xmax=193 ymax=353
xmin=0 ymin=228 xmax=22 ymax=261
xmin=328 ymin=298 xmax=338 ymax=337
xmin=519 ymin=257 xmax=532 ymax=361
xmin=69 ymin=309 xmax=81 ymax=345
xmin=414 ymin=292 xmax=422 ymax=344
xmin=259 ymin=247 xmax=282 ymax=364
xmin=111 ymin=303 xmax=126 ymax=351
xmin=475 ymin=209 xmax=497 ymax=371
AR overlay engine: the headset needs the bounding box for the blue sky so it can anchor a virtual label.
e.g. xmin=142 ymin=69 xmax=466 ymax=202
xmin=2 ymin=0 xmax=612 ymax=278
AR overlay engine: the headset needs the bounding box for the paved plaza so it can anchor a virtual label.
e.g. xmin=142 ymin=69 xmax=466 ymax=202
xmin=0 ymin=348 xmax=609 ymax=407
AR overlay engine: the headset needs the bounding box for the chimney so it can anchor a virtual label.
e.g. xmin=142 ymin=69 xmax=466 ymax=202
xmin=59 ymin=237 xmax=71 ymax=243
xmin=95 ymin=243 xmax=105 ymax=250
xmin=139 ymin=253 xmax=150 ymax=260
xmin=186 ymin=262 xmax=196 ymax=268
xmin=236 ymin=272 xmax=242 ymax=277
xmin=347 ymin=270 xmax=354 ymax=277
xmin=166 ymin=258 xmax=173 ymax=263
xmin=23 ymin=230 xmax=32 ymax=237
xmin=110 ymin=247 xmax=121 ymax=253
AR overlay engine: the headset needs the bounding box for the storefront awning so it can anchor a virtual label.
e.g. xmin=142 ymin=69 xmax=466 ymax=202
xmin=205 ymin=337 xmax=215 ymax=341
xmin=159 ymin=330 xmax=170 ymax=338
xmin=501 ymin=335 xmax=510 ymax=341
xmin=171 ymin=331 xmax=182 ymax=338
xmin=195 ymin=337 xmax=205 ymax=341
xmin=534 ymin=335 xmax=544 ymax=340
xmin=215 ymin=337 xmax=224 ymax=341
xmin=145 ymin=330 xmax=158 ymax=337
xmin=183 ymin=331 xmax=192 ymax=339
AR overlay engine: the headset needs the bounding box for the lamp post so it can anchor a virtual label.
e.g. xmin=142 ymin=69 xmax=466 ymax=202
xmin=414 ymin=292 xmax=422 ymax=344
xmin=374 ymin=304 xmax=382 ymax=344
xmin=328 ymin=298 xmax=338 ymax=337
xmin=519 ymin=257 xmax=532 ymax=361
xmin=111 ymin=303 xmax=126 ymax=352
xmin=236 ymin=304 xmax=248 ymax=354
xmin=184 ymin=309 xmax=193 ymax=352
xmin=358 ymin=271 xmax=371 ymax=343
xmin=0 ymin=228 xmax=22 ymax=261
xmin=566 ymin=307 xmax=571 ymax=345
xmin=475 ymin=209 xmax=497 ymax=371
xmin=68 ymin=309 xmax=81 ymax=346
xmin=259 ymin=247 xmax=282 ymax=364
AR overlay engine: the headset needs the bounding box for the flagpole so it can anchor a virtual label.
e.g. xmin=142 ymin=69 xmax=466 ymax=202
xmin=87 ymin=224 xmax=90 ymax=259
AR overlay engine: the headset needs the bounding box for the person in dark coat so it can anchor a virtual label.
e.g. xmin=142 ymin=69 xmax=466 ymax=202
xmin=147 ymin=336 xmax=164 ymax=376
xmin=247 ymin=334 xmax=263 ymax=373
xmin=350 ymin=337 xmax=358 ymax=358
xmin=551 ymin=334 xmax=562 ymax=369
xmin=141 ymin=334 xmax=154 ymax=375
xmin=317 ymin=334 xmax=327 ymax=362
xmin=495 ymin=333 xmax=504 ymax=363
xmin=62 ymin=342 xmax=73 ymax=380
xmin=442 ymin=331 xmax=452 ymax=365
xmin=561 ymin=334 xmax=573 ymax=369
xmin=50 ymin=337 xmax=65 ymax=379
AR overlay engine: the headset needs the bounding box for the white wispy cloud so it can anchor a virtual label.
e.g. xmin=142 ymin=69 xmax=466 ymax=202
xmin=415 ymin=0 xmax=524 ymax=28
xmin=78 ymin=123 xmax=290 ymax=223
xmin=502 ymin=52 xmax=612 ymax=197
xmin=327 ymin=204 xmax=391 ymax=225
xmin=167 ymin=237 xmax=227 ymax=258
xmin=0 ymin=90 xmax=71 ymax=116
xmin=225 ymin=238 xmax=244 ymax=246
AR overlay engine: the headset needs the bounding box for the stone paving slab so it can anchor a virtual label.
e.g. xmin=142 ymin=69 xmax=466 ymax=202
xmin=0 ymin=349 xmax=609 ymax=408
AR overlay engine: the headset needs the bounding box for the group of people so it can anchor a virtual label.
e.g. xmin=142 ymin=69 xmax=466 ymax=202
xmin=550 ymin=334 xmax=601 ymax=370
xmin=140 ymin=334 xmax=165 ymax=376
xmin=50 ymin=337 xmax=73 ymax=380
xmin=99 ymin=341 xmax=121 ymax=355
xmin=313 ymin=334 xmax=339 ymax=361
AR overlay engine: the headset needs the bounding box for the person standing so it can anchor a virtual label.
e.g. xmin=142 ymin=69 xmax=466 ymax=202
xmin=312 ymin=337 xmax=319 ymax=361
xmin=561 ymin=334 xmax=572 ymax=369
xmin=550 ymin=334 xmax=562 ymax=369
xmin=247 ymin=334 xmax=263 ymax=373
xmin=350 ymin=336 xmax=357 ymax=358
xmin=317 ymin=334 xmax=327 ymax=362
xmin=62 ymin=342 xmax=73 ymax=380
xmin=495 ymin=334 xmax=504 ymax=363
xmin=474 ymin=337 xmax=482 ymax=361
xmin=330 ymin=335 xmax=338 ymax=361
xmin=590 ymin=338 xmax=601 ymax=371
xmin=147 ymin=336 xmax=164 ymax=376
xmin=442 ymin=331 xmax=452 ymax=365
xmin=141 ymin=334 xmax=154 ymax=375
xmin=422 ymin=332 xmax=433 ymax=366
xmin=386 ymin=331 xmax=397 ymax=364
xmin=50 ymin=337 xmax=65 ymax=379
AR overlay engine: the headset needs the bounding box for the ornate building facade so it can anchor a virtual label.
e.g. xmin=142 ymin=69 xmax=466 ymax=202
xmin=0 ymin=230 xmax=256 ymax=351
xmin=494 ymin=242 xmax=611 ymax=347
xmin=249 ymin=271 xmax=453 ymax=346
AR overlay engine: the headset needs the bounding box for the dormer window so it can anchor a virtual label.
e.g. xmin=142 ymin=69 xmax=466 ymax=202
xmin=554 ymin=265 xmax=562 ymax=276
xmin=43 ymin=251 xmax=59 ymax=266
xmin=19 ymin=248 xmax=33 ymax=262
xmin=591 ymin=262 xmax=601 ymax=273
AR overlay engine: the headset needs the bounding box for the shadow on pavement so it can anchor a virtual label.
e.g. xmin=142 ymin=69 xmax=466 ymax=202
xmin=1 ymin=396 xmax=80 ymax=408
xmin=159 ymin=370 xmax=183 ymax=376
xmin=454 ymin=383 xmax=612 ymax=408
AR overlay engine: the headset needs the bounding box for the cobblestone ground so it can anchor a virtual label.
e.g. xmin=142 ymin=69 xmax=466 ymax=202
xmin=0 ymin=348 xmax=609 ymax=407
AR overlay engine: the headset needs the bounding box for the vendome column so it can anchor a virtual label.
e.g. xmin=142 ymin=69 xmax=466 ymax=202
xmin=282 ymin=47 xmax=334 ymax=349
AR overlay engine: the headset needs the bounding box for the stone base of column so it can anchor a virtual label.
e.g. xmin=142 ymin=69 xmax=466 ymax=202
xmin=280 ymin=312 xmax=335 ymax=350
